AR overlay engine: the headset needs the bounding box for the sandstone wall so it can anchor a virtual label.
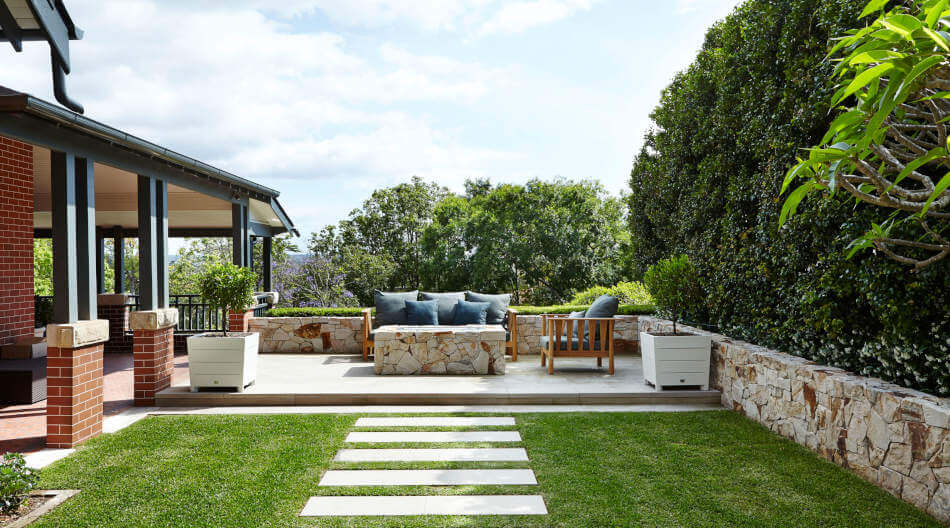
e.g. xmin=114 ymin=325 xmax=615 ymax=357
xmin=250 ymin=314 xmax=641 ymax=356
xmin=249 ymin=317 xmax=363 ymax=353
xmin=640 ymin=316 xmax=950 ymax=523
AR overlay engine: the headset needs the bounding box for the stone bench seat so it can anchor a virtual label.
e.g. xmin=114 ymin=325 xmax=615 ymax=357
xmin=373 ymin=325 xmax=506 ymax=375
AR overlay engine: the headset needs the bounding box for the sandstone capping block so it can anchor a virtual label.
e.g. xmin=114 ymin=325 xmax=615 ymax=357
xmin=47 ymin=320 xmax=109 ymax=348
xmin=96 ymin=293 xmax=133 ymax=306
xmin=129 ymin=308 xmax=180 ymax=331
xmin=638 ymin=315 xmax=950 ymax=523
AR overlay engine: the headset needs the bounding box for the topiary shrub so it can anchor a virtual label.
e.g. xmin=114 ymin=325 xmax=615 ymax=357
xmin=571 ymin=281 xmax=653 ymax=306
xmin=197 ymin=263 xmax=257 ymax=335
xmin=643 ymin=255 xmax=703 ymax=334
xmin=0 ymin=453 xmax=38 ymax=515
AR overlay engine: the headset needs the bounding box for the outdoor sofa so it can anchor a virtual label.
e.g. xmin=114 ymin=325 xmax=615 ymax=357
xmin=362 ymin=291 xmax=518 ymax=362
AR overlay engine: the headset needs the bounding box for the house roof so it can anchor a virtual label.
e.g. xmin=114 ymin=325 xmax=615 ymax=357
xmin=0 ymin=85 xmax=298 ymax=236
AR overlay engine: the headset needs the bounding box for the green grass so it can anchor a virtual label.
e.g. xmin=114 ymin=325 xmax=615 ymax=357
xmin=32 ymin=411 xmax=938 ymax=527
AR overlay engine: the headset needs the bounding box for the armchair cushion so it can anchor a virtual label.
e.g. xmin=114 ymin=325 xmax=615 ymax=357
xmin=584 ymin=295 xmax=618 ymax=340
xmin=540 ymin=335 xmax=602 ymax=352
xmin=464 ymin=292 xmax=511 ymax=325
xmin=420 ymin=292 xmax=466 ymax=325
xmin=374 ymin=290 xmax=419 ymax=326
xmin=453 ymin=300 xmax=491 ymax=325
xmin=406 ymin=300 xmax=439 ymax=325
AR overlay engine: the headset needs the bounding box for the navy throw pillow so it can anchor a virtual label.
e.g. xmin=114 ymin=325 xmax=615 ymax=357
xmin=464 ymin=292 xmax=511 ymax=325
xmin=406 ymin=300 xmax=439 ymax=325
xmin=420 ymin=292 xmax=466 ymax=325
xmin=453 ymin=300 xmax=491 ymax=325
xmin=374 ymin=290 xmax=419 ymax=326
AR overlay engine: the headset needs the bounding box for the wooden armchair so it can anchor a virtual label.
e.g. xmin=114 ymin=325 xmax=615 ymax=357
xmin=362 ymin=308 xmax=373 ymax=361
xmin=506 ymin=308 xmax=518 ymax=362
xmin=541 ymin=314 xmax=615 ymax=374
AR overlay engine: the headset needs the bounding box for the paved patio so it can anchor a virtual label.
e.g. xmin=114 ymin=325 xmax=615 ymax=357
xmin=156 ymin=354 xmax=720 ymax=406
xmin=0 ymin=352 xmax=189 ymax=454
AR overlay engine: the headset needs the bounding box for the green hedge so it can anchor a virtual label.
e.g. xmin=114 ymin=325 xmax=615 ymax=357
xmin=627 ymin=0 xmax=950 ymax=395
xmin=265 ymin=304 xmax=655 ymax=318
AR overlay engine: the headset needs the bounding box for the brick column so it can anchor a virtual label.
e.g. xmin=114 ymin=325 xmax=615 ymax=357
xmin=98 ymin=293 xmax=132 ymax=353
xmin=46 ymin=320 xmax=109 ymax=448
xmin=228 ymin=310 xmax=253 ymax=333
xmin=130 ymin=308 xmax=178 ymax=406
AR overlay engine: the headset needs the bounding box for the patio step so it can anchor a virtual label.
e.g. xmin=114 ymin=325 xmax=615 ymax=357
xmin=334 ymin=447 xmax=529 ymax=462
xmin=300 ymin=495 xmax=548 ymax=516
xmin=345 ymin=431 xmax=522 ymax=443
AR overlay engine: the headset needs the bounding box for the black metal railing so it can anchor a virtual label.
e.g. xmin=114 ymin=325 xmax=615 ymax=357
xmin=37 ymin=293 xmax=274 ymax=334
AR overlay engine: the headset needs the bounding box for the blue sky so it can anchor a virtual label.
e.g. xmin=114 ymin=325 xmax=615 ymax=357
xmin=0 ymin=0 xmax=741 ymax=246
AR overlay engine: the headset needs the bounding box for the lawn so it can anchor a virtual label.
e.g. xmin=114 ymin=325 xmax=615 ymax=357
xmin=32 ymin=411 xmax=939 ymax=527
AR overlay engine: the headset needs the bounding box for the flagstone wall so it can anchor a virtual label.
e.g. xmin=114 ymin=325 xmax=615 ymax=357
xmin=639 ymin=316 xmax=950 ymax=523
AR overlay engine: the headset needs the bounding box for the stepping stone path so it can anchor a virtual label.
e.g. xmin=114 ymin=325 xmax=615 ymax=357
xmin=301 ymin=416 xmax=548 ymax=517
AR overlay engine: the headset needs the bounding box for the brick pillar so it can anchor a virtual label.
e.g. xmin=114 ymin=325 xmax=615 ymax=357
xmin=228 ymin=310 xmax=252 ymax=333
xmin=46 ymin=321 xmax=109 ymax=448
xmin=130 ymin=308 xmax=178 ymax=406
xmin=98 ymin=293 xmax=132 ymax=353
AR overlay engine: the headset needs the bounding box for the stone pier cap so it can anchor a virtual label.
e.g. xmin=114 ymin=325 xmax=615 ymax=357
xmin=129 ymin=308 xmax=179 ymax=331
xmin=47 ymin=320 xmax=110 ymax=349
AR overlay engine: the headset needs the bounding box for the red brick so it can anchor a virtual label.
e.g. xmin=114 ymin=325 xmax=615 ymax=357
xmin=0 ymin=136 xmax=33 ymax=346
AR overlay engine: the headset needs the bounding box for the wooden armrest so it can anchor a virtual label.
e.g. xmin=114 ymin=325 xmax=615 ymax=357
xmin=362 ymin=308 xmax=372 ymax=336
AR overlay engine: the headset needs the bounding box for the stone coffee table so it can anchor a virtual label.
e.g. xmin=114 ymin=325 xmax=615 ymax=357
xmin=373 ymin=325 xmax=506 ymax=375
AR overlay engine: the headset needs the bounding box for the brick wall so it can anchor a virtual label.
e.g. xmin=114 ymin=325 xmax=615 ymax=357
xmin=0 ymin=136 xmax=34 ymax=346
xmin=99 ymin=304 xmax=132 ymax=353
xmin=132 ymin=327 xmax=175 ymax=406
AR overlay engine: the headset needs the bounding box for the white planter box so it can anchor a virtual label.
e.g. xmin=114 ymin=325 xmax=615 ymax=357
xmin=186 ymin=332 xmax=259 ymax=392
xmin=640 ymin=331 xmax=711 ymax=390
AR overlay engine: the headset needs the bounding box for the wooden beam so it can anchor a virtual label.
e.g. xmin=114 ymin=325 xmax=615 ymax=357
xmin=75 ymin=158 xmax=96 ymax=320
xmin=262 ymin=237 xmax=273 ymax=292
xmin=137 ymin=175 xmax=158 ymax=311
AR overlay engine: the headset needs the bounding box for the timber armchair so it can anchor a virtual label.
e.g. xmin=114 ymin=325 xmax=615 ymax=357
xmin=506 ymin=308 xmax=518 ymax=362
xmin=540 ymin=313 xmax=616 ymax=375
xmin=361 ymin=308 xmax=373 ymax=361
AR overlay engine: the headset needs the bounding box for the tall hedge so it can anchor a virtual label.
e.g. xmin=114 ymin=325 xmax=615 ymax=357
xmin=627 ymin=0 xmax=950 ymax=396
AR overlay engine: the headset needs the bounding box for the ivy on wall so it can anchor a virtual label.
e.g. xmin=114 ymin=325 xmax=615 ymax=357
xmin=627 ymin=0 xmax=950 ymax=395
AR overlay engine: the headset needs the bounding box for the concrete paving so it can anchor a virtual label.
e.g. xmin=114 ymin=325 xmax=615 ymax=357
xmin=157 ymin=354 xmax=721 ymax=406
xmin=333 ymin=448 xmax=529 ymax=462
xmin=300 ymin=495 xmax=548 ymax=516
xmin=319 ymin=469 xmax=538 ymax=486
xmin=346 ymin=431 xmax=522 ymax=443
xmin=354 ymin=417 xmax=516 ymax=427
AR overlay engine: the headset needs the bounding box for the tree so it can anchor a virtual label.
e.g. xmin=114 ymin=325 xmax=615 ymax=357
xmin=643 ymin=255 xmax=703 ymax=334
xmin=169 ymin=238 xmax=230 ymax=295
xmin=782 ymin=0 xmax=950 ymax=270
xmin=197 ymin=262 xmax=257 ymax=335
xmin=33 ymin=239 xmax=53 ymax=296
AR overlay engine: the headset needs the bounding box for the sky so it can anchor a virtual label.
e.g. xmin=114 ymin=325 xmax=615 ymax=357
xmin=0 ymin=0 xmax=742 ymax=246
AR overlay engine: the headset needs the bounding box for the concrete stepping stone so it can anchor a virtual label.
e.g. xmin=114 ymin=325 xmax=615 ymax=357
xmin=345 ymin=431 xmax=521 ymax=443
xmin=334 ymin=448 xmax=529 ymax=462
xmin=319 ymin=469 xmax=538 ymax=486
xmin=300 ymin=495 xmax=548 ymax=516
xmin=354 ymin=417 xmax=515 ymax=427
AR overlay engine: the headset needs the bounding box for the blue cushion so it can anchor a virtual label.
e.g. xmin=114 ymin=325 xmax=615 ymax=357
xmin=453 ymin=300 xmax=490 ymax=325
xmin=373 ymin=290 xmax=418 ymax=326
xmin=406 ymin=300 xmax=439 ymax=325
xmin=465 ymin=292 xmax=511 ymax=325
xmin=585 ymin=294 xmax=619 ymax=340
xmin=420 ymin=292 xmax=466 ymax=325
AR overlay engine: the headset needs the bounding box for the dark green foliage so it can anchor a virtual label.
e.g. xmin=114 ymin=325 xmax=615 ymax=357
xmin=33 ymin=295 xmax=53 ymax=328
xmin=627 ymin=0 xmax=950 ymax=395
xmin=0 ymin=453 xmax=38 ymax=514
xmin=643 ymin=255 xmax=703 ymax=334
xmin=264 ymin=304 xmax=656 ymax=318
xmin=197 ymin=263 xmax=257 ymax=334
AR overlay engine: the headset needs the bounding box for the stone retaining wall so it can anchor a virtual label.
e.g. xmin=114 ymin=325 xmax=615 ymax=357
xmin=250 ymin=314 xmax=641 ymax=356
xmin=639 ymin=316 xmax=950 ymax=523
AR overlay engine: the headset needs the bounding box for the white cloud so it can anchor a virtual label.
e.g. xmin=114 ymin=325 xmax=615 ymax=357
xmin=675 ymin=0 xmax=742 ymax=15
xmin=478 ymin=0 xmax=599 ymax=36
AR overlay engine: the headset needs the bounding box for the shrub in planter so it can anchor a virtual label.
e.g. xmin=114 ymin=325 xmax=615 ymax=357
xmin=191 ymin=263 xmax=259 ymax=392
xmin=643 ymin=254 xmax=703 ymax=335
xmin=641 ymin=255 xmax=710 ymax=390
xmin=0 ymin=453 xmax=38 ymax=515
xmin=571 ymin=281 xmax=653 ymax=306
xmin=197 ymin=263 xmax=257 ymax=335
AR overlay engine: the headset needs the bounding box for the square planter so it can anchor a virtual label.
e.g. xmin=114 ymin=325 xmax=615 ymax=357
xmin=640 ymin=331 xmax=711 ymax=390
xmin=186 ymin=332 xmax=259 ymax=392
